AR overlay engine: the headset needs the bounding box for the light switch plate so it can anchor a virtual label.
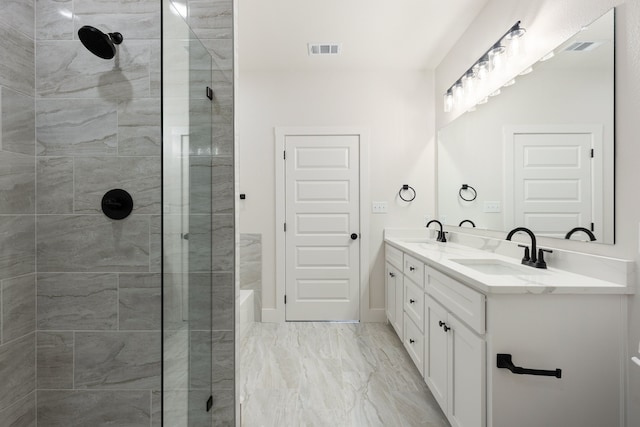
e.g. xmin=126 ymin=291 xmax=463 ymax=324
xmin=483 ymin=201 xmax=501 ymax=213
xmin=372 ymin=201 xmax=388 ymax=214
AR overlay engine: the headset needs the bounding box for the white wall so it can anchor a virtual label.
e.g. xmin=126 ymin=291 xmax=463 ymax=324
xmin=435 ymin=0 xmax=640 ymax=425
xmin=238 ymin=70 xmax=435 ymax=320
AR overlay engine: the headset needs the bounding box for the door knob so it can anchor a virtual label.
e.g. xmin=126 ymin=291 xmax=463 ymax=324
xmin=350 ymin=233 xmax=358 ymax=240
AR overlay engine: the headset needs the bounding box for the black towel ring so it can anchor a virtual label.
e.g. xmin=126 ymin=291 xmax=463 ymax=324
xmin=459 ymin=184 xmax=477 ymax=202
xmin=399 ymin=184 xmax=416 ymax=202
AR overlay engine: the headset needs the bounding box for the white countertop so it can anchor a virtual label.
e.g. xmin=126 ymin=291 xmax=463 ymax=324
xmin=385 ymin=236 xmax=633 ymax=295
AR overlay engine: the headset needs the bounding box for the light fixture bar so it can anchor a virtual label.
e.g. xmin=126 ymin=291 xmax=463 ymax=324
xmin=444 ymin=21 xmax=525 ymax=112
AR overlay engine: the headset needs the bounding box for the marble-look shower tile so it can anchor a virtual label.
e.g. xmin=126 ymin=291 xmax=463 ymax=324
xmin=36 ymin=40 xmax=150 ymax=99
xmin=36 ymin=0 xmax=73 ymax=40
xmin=189 ymin=330 xmax=211 ymax=390
xmin=188 ymin=215 xmax=212 ymax=273
xmin=151 ymin=390 xmax=161 ymax=427
xmin=201 ymin=39 xmax=233 ymax=71
xmin=37 ymin=273 xmax=117 ymax=330
xmin=163 ymin=329 xmax=188 ymax=391
xmin=36 ymin=157 xmax=73 ymax=214
xmin=187 ymin=0 xmax=233 ymax=40
xmin=37 ymin=215 xmax=150 ymax=272
xmin=36 ymin=331 xmax=73 ymax=389
xmin=0 ymin=0 xmax=34 ymax=39
xmin=149 ymin=40 xmax=161 ymax=97
xmin=0 ymin=215 xmax=35 ymax=280
xmin=0 ymin=87 xmax=35 ymax=156
xmin=189 ymin=273 xmax=212 ymax=331
xmin=189 ymin=157 xmax=213 ymax=215
xmin=188 ymin=389 xmax=212 ymax=426
xmin=212 ymin=214 xmax=234 ymax=271
xmin=212 ymin=156 xmax=233 ymax=214
xmin=2 ymin=274 xmax=35 ymax=342
xmin=212 ymin=331 xmax=234 ymax=389
xmin=37 ymin=390 xmax=151 ymax=427
xmin=74 ymin=156 xmax=161 ymax=214
xmin=211 ymin=389 xmax=234 ymax=427
xmin=212 ymin=273 xmax=233 ymax=330
xmin=118 ymin=273 xmax=161 ymax=330
xmin=117 ymin=99 xmax=161 ymax=156
xmin=0 ymin=333 xmax=35 ymax=411
xmin=149 ymin=215 xmax=161 ymax=272
xmin=0 ymin=391 xmax=35 ymax=427
xmin=74 ymin=0 xmax=160 ymax=40
xmin=0 ymin=152 xmax=35 ymax=214
xmin=212 ymin=123 xmax=233 ymax=156
xmin=36 ymin=99 xmax=117 ymax=156
xmin=163 ymin=390 xmax=188 ymax=427
xmin=74 ymin=331 xmax=161 ymax=390
xmin=0 ymin=24 xmax=34 ymax=96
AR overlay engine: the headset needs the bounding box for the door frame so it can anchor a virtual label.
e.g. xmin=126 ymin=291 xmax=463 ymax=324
xmin=503 ymin=124 xmax=604 ymax=237
xmin=271 ymin=127 xmax=370 ymax=323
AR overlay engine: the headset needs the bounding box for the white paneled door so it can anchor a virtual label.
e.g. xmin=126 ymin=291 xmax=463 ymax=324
xmin=284 ymin=135 xmax=360 ymax=321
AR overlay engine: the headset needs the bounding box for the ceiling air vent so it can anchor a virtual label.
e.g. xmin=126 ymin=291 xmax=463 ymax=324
xmin=564 ymin=41 xmax=602 ymax=52
xmin=308 ymin=43 xmax=341 ymax=56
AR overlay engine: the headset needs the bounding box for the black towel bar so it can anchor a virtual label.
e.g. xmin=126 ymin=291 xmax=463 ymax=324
xmin=497 ymin=354 xmax=561 ymax=378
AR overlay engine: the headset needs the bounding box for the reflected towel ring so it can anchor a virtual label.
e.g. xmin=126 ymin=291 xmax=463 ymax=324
xmin=459 ymin=184 xmax=477 ymax=202
xmin=399 ymin=184 xmax=416 ymax=202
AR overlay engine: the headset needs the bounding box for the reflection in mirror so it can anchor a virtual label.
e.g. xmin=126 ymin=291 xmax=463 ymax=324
xmin=437 ymin=9 xmax=614 ymax=244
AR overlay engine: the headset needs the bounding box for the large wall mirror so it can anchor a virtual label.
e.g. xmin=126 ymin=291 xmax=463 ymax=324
xmin=437 ymin=9 xmax=614 ymax=244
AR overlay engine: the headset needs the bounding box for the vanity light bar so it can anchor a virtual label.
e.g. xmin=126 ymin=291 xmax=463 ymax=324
xmin=444 ymin=21 xmax=525 ymax=113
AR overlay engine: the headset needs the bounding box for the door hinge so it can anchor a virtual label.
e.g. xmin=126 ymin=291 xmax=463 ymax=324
xmin=206 ymin=395 xmax=213 ymax=412
xmin=283 ymin=150 xmax=286 ymax=160
xmin=591 ymin=222 xmax=594 ymax=231
xmin=206 ymin=86 xmax=213 ymax=100
xmin=284 ymin=222 xmax=286 ymax=232
xmin=284 ymin=295 xmax=287 ymax=304
xmin=590 ymin=148 xmax=594 ymax=158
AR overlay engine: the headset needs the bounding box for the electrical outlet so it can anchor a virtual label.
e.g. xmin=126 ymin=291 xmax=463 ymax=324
xmin=372 ymin=201 xmax=388 ymax=213
xmin=483 ymin=201 xmax=501 ymax=213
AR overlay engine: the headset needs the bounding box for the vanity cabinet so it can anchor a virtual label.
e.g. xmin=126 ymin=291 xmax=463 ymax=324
xmin=426 ymin=295 xmax=485 ymax=427
xmin=385 ymin=239 xmax=626 ymax=427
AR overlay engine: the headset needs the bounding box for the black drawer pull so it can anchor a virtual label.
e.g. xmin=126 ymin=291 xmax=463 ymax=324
xmin=409 ymin=265 xmax=416 ymax=271
xmin=389 ymin=272 xmax=395 ymax=278
xmin=409 ymin=299 xmax=415 ymax=304
xmin=409 ymin=339 xmax=415 ymax=344
xmin=497 ymin=354 xmax=562 ymax=378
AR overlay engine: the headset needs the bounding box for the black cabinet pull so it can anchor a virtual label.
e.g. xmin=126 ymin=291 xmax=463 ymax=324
xmin=409 ymin=265 xmax=416 ymax=271
xmin=389 ymin=272 xmax=395 ymax=278
xmin=409 ymin=299 xmax=415 ymax=304
xmin=497 ymin=354 xmax=562 ymax=378
xmin=409 ymin=339 xmax=415 ymax=344
xmin=438 ymin=321 xmax=450 ymax=332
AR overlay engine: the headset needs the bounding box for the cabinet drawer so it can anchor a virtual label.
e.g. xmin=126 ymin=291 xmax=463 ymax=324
xmin=404 ymin=279 xmax=424 ymax=331
xmin=403 ymin=313 xmax=424 ymax=375
xmin=425 ymin=265 xmax=485 ymax=334
xmin=403 ymin=254 xmax=424 ymax=288
xmin=385 ymin=244 xmax=403 ymax=270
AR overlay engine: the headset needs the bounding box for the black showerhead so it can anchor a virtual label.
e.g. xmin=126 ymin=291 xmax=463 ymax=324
xmin=78 ymin=26 xmax=123 ymax=60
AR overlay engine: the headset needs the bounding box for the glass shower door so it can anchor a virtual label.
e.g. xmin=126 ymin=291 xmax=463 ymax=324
xmin=162 ymin=0 xmax=213 ymax=425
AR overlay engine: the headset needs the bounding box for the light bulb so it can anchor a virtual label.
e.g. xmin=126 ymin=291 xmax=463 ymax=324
xmin=488 ymin=44 xmax=506 ymax=69
xmin=453 ymin=81 xmax=463 ymax=101
xmin=475 ymin=59 xmax=489 ymax=80
xmin=443 ymin=90 xmax=453 ymax=113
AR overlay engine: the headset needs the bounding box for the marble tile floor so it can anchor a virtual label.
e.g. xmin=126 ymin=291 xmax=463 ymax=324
xmin=239 ymin=322 xmax=450 ymax=427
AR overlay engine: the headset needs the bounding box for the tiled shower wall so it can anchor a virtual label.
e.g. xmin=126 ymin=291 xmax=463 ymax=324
xmin=240 ymin=234 xmax=262 ymax=321
xmin=0 ymin=0 xmax=37 ymax=424
xmin=0 ymin=0 xmax=233 ymax=426
xmin=34 ymin=0 xmax=164 ymax=424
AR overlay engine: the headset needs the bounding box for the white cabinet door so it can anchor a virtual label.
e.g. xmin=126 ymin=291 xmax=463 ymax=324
xmin=394 ymin=272 xmax=404 ymax=338
xmin=448 ymin=315 xmax=485 ymax=427
xmin=425 ymin=295 xmax=449 ymax=412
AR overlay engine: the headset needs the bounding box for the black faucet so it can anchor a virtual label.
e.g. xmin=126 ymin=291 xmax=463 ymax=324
xmin=458 ymin=219 xmax=476 ymax=228
xmin=506 ymin=227 xmax=552 ymax=269
xmin=426 ymin=219 xmax=447 ymax=242
xmin=565 ymin=227 xmax=596 ymax=241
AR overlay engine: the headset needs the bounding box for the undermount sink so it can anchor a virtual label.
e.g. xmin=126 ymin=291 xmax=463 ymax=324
xmin=450 ymin=258 xmax=546 ymax=275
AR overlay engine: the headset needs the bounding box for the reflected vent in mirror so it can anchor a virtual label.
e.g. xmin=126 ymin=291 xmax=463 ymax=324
xmin=564 ymin=41 xmax=602 ymax=52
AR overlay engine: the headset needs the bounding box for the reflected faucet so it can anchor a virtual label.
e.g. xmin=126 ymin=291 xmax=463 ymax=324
xmin=506 ymin=227 xmax=552 ymax=269
xmin=565 ymin=227 xmax=596 ymax=241
xmin=426 ymin=219 xmax=447 ymax=243
xmin=459 ymin=219 xmax=476 ymax=228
